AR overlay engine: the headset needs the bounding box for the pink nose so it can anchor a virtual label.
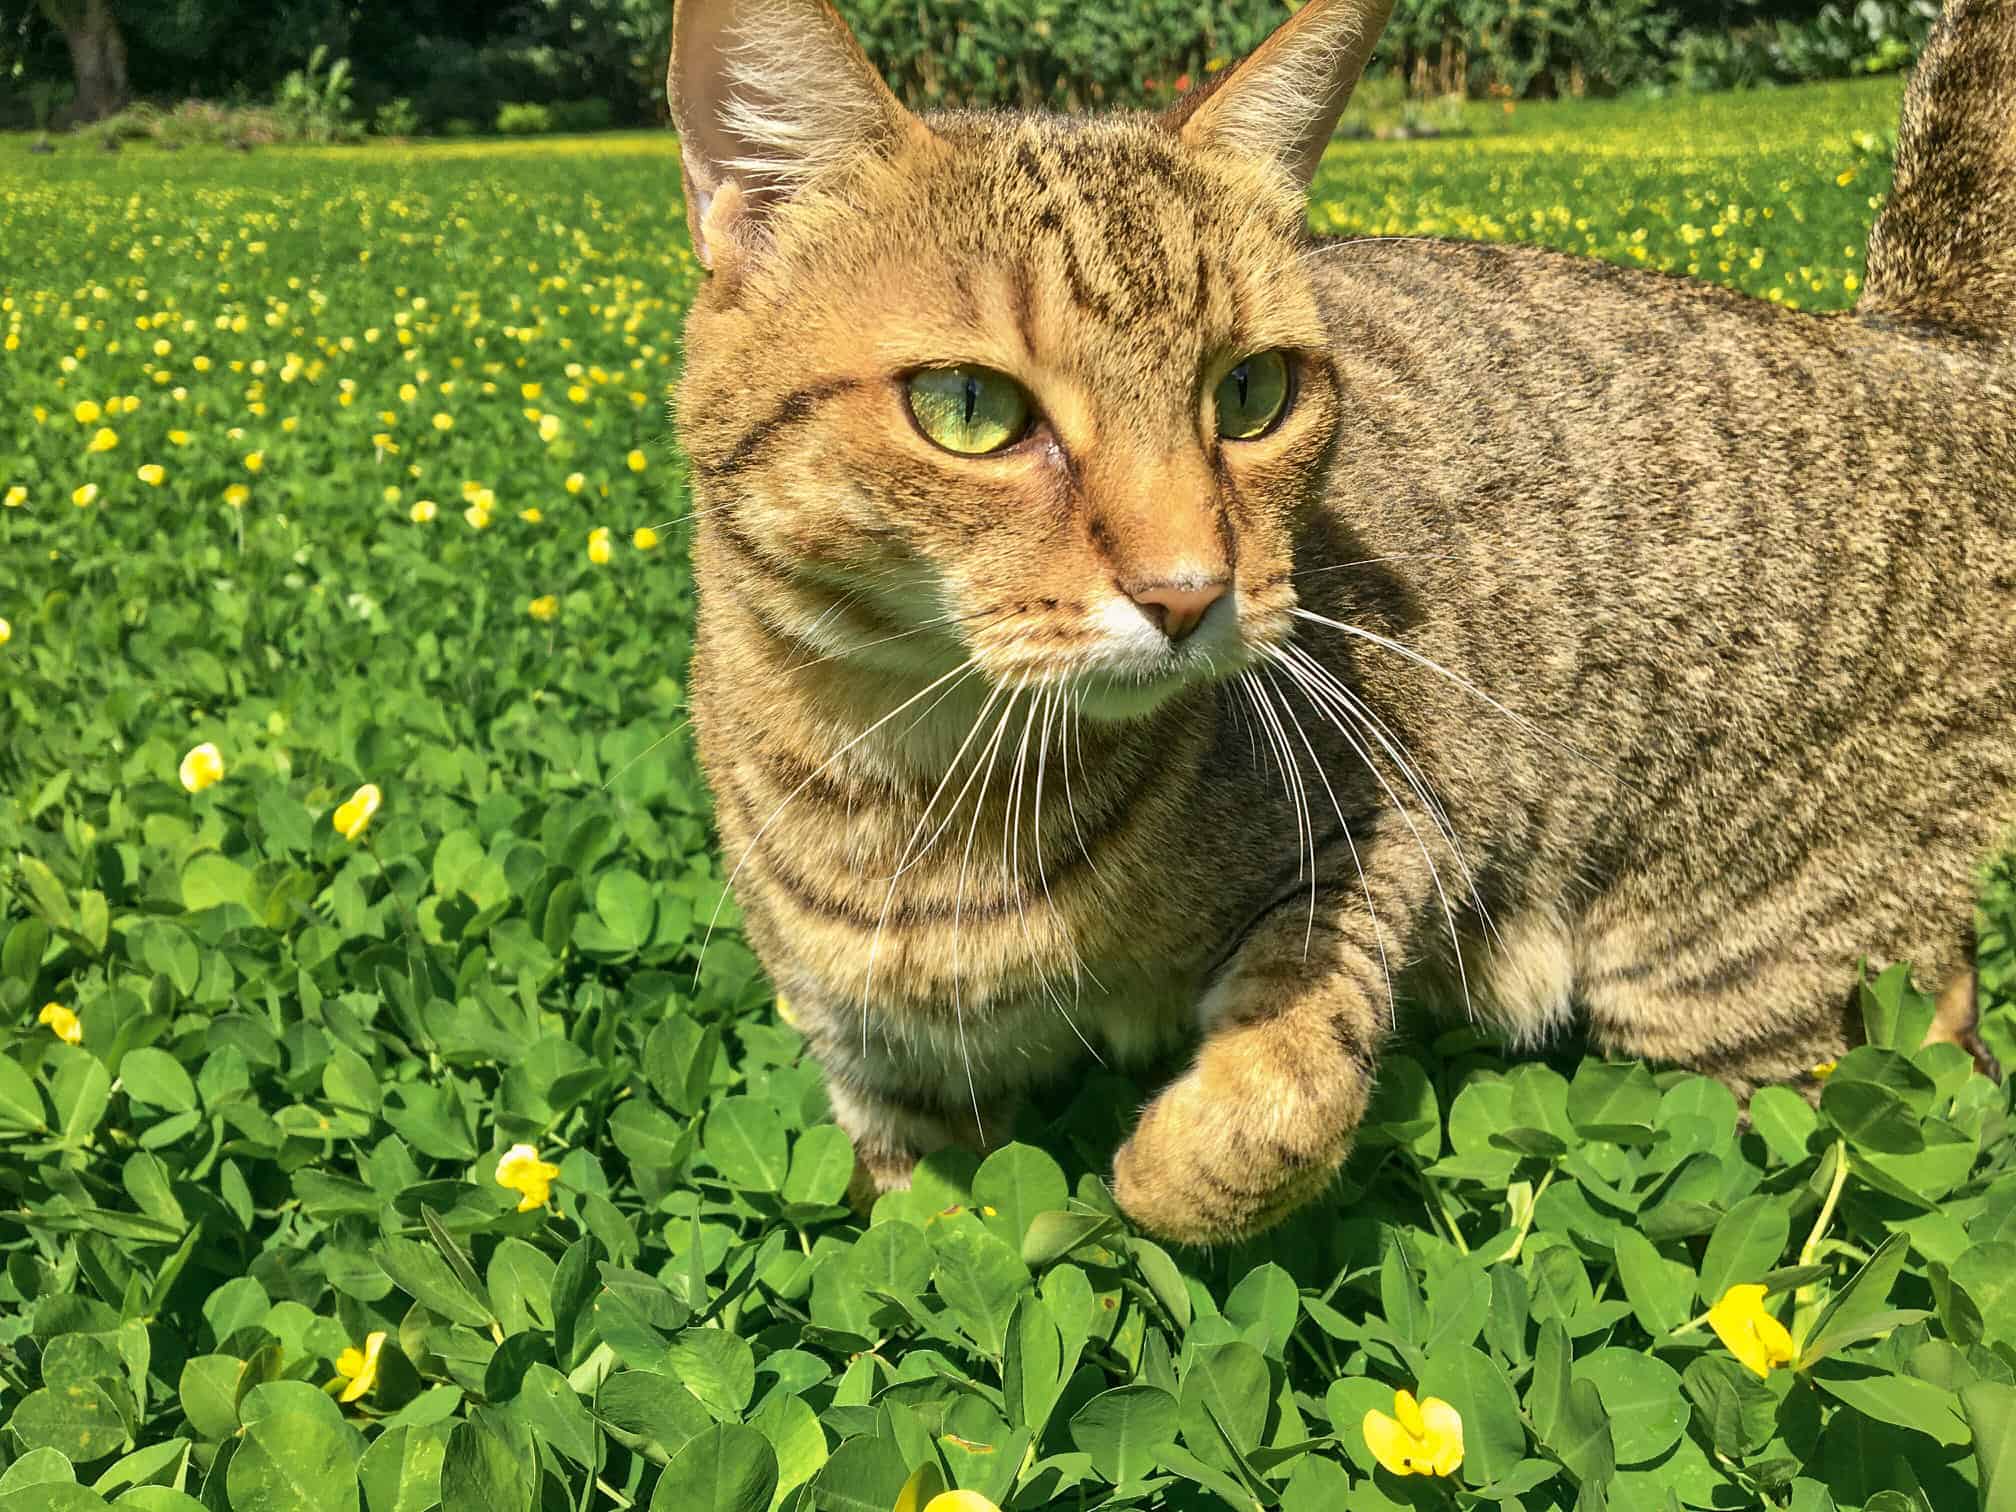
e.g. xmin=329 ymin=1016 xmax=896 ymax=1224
xmin=1128 ymin=579 xmax=1228 ymax=641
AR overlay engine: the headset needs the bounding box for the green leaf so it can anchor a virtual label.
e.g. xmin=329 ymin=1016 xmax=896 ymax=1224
xmin=782 ymin=1123 xmax=853 ymax=1207
xmin=226 ymin=1411 xmax=360 ymax=1512
xmin=931 ymin=1221 xmax=1030 ymax=1356
xmin=1420 ymin=1343 xmax=1527 ymax=1487
xmin=972 ymin=1142 xmax=1068 ymax=1247
xmin=438 ymin=1421 xmax=532 ymax=1512
xmin=1614 ymin=1230 xmax=1692 ymax=1336
xmin=118 ymin=1049 xmax=197 ymax=1114
xmin=515 ymin=1363 xmax=601 ymax=1468
xmin=1020 ymin=1210 xmax=1120 ymax=1267
xmin=747 ymin=1390 xmax=827 ymax=1506
xmin=1572 ymin=1347 xmax=1687 ymax=1465
xmin=1071 ymin=1385 xmax=1178 ymax=1485
xmin=1225 ymin=1263 xmax=1301 ymax=1360
xmin=357 ymin=1425 xmax=447 ymax=1512
xmin=1811 ymin=1372 xmax=1970 ymax=1446
xmin=1748 ymin=1086 xmax=1819 ymax=1166
xmin=0 ymin=1053 xmax=49 ymax=1130
xmin=181 ymin=853 xmax=254 ymax=914
xmin=666 ymin=1328 xmax=756 ymax=1421
xmin=1697 ymin=1194 xmax=1790 ymax=1303
xmin=702 ymin=1096 xmax=788 ymax=1193
xmin=372 ymin=1237 xmax=496 ymax=1329
xmin=1962 ymin=1381 xmax=2016 ymax=1512
xmin=807 ymin=1434 xmax=909 ymax=1512
xmin=9 ymin=1385 xmax=129 ymax=1464
xmin=1177 ymin=1341 xmax=1269 ymax=1468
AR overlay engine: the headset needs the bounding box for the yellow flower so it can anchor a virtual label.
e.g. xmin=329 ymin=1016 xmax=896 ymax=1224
xmin=537 ymin=414 xmax=562 ymax=443
xmin=193 ymin=355 xmax=212 ymax=372
xmin=1708 ymin=1284 xmax=1796 ymax=1379
xmin=432 ymin=412 xmax=454 ymax=432
xmin=587 ymin=526 xmax=612 ymax=565
xmin=224 ymin=484 xmax=250 ymax=508
xmin=567 ymin=384 xmax=588 ymax=404
xmin=894 ymin=1463 xmax=999 ymax=1512
xmin=332 ymin=783 xmax=382 ymax=841
xmin=39 ymin=1003 xmax=83 ymax=1046
xmin=528 ymin=594 xmax=559 ymax=622
xmin=167 ymin=430 xmax=190 ymax=447
xmin=775 ymin=994 xmax=800 ymax=1029
xmin=519 ymin=507 xmax=542 ymax=523
xmin=1837 ymin=169 xmax=1855 ymax=187
xmin=72 ymin=483 xmax=100 ymax=508
xmin=179 ymin=742 xmax=224 ymax=793
xmin=464 ymin=504 xmax=492 ymax=530
xmin=496 ymin=1143 xmax=562 ymax=1212
xmin=1363 ymin=1389 xmax=1464 ymax=1478
xmin=87 ymin=426 xmax=119 ymax=454
xmin=1810 ymin=1060 xmax=1838 ymax=1079
xmin=4 ymin=485 xmax=25 ymax=508
xmin=74 ymin=399 xmax=103 ymax=425
xmin=333 ymin=1331 xmax=387 ymax=1404
xmin=243 ymin=451 xmax=264 ymax=473
xmin=626 ymin=448 xmax=648 ymax=472
xmin=137 ymin=464 xmax=166 ymax=487
xmin=0 ymin=617 xmax=10 ymax=645
xmin=564 ymin=472 xmax=585 ymax=495
xmin=633 ymin=525 xmax=660 ymax=551
xmin=410 ymin=499 xmax=438 ymax=523
xmin=522 ymin=382 xmax=543 ymax=400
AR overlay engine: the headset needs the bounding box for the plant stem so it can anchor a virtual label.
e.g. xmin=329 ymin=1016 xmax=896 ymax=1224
xmin=1502 ymin=1165 xmax=1556 ymax=1263
xmin=1797 ymin=1139 xmax=1849 ymax=1275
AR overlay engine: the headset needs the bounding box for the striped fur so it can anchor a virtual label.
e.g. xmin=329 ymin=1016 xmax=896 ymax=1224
xmin=669 ymin=0 xmax=2016 ymax=1241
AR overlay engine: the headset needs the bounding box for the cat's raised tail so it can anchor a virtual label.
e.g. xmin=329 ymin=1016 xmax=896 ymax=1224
xmin=1860 ymin=0 xmax=2016 ymax=343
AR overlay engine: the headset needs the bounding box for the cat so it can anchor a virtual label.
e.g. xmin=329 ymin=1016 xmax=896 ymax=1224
xmin=666 ymin=0 xmax=2016 ymax=1243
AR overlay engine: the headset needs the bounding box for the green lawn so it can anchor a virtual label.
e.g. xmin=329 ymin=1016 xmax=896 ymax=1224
xmin=1 ymin=81 xmax=2011 ymax=1512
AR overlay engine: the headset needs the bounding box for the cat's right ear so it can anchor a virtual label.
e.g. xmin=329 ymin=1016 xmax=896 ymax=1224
xmin=1169 ymin=0 xmax=1395 ymax=187
xmin=668 ymin=0 xmax=923 ymax=272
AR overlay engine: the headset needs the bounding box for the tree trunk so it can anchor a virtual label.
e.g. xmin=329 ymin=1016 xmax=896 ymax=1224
xmin=41 ymin=0 xmax=129 ymax=122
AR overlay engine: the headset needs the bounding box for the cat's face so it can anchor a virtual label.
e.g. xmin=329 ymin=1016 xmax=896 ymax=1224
xmin=676 ymin=115 xmax=1339 ymax=720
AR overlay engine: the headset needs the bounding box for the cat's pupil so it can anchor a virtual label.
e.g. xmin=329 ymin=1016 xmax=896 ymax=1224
xmin=1235 ymin=365 xmax=1250 ymax=407
xmin=963 ymin=374 xmax=978 ymax=425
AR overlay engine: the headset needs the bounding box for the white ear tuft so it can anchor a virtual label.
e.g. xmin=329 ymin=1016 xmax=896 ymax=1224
xmin=1174 ymin=0 xmax=1395 ymax=187
xmin=669 ymin=0 xmax=920 ymax=268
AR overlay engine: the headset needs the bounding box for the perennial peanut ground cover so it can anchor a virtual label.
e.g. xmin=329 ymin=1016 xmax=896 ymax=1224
xmin=1 ymin=78 xmax=2013 ymax=1512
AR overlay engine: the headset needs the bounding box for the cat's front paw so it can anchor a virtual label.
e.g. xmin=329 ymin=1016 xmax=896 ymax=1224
xmin=1111 ymin=1049 xmax=1345 ymax=1245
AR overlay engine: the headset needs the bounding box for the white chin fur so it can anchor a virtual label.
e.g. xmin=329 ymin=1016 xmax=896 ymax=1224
xmin=1075 ymin=591 xmax=1245 ymax=722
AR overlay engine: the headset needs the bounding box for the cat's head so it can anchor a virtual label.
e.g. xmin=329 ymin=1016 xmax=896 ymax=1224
xmin=670 ymin=0 xmax=1392 ymax=721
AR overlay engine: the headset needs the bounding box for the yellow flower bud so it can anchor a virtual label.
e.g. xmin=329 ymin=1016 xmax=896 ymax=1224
xmin=137 ymin=464 xmax=166 ymax=486
xmin=179 ymin=742 xmax=225 ymax=793
xmin=528 ymin=595 xmax=559 ymax=623
xmin=39 ymin=1003 xmax=83 ymax=1046
xmin=332 ymin=783 xmax=381 ymax=841
xmin=633 ymin=526 xmax=660 ymax=551
xmin=626 ymin=448 xmax=648 ymax=472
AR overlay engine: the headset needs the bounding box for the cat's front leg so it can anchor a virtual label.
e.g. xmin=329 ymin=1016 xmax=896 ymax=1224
xmin=1112 ymin=903 xmax=1391 ymax=1243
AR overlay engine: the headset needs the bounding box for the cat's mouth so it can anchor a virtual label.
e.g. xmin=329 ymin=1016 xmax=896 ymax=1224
xmin=1062 ymin=585 xmax=1264 ymax=721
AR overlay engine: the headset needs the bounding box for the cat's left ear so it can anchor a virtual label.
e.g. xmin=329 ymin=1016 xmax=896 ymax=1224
xmin=668 ymin=0 xmax=925 ymax=270
xmin=1168 ymin=0 xmax=1395 ymax=187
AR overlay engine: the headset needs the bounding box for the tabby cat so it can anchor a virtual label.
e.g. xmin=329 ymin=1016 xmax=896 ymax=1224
xmin=667 ymin=0 xmax=2016 ymax=1242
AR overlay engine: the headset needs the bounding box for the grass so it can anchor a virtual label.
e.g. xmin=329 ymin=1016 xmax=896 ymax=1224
xmin=1 ymin=79 xmax=2011 ymax=1512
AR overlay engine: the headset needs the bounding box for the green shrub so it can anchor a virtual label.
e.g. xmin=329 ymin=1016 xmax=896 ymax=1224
xmin=838 ymin=0 xmax=1288 ymax=111
xmin=497 ymin=101 xmax=557 ymax=134
xmin=274 ymin=45 xmax=361 ymax=143
xmin=372 ymin=97 xmax=421 ymax=138
xmin=550 ymin=98 xmax=617 ymax=132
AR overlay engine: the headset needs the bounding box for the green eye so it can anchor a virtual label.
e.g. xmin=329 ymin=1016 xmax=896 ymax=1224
xmin=1214 ymin=350 xmax=1291 ymax=440
xmin=906 ymin=366 xmax=1032 ymax=455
